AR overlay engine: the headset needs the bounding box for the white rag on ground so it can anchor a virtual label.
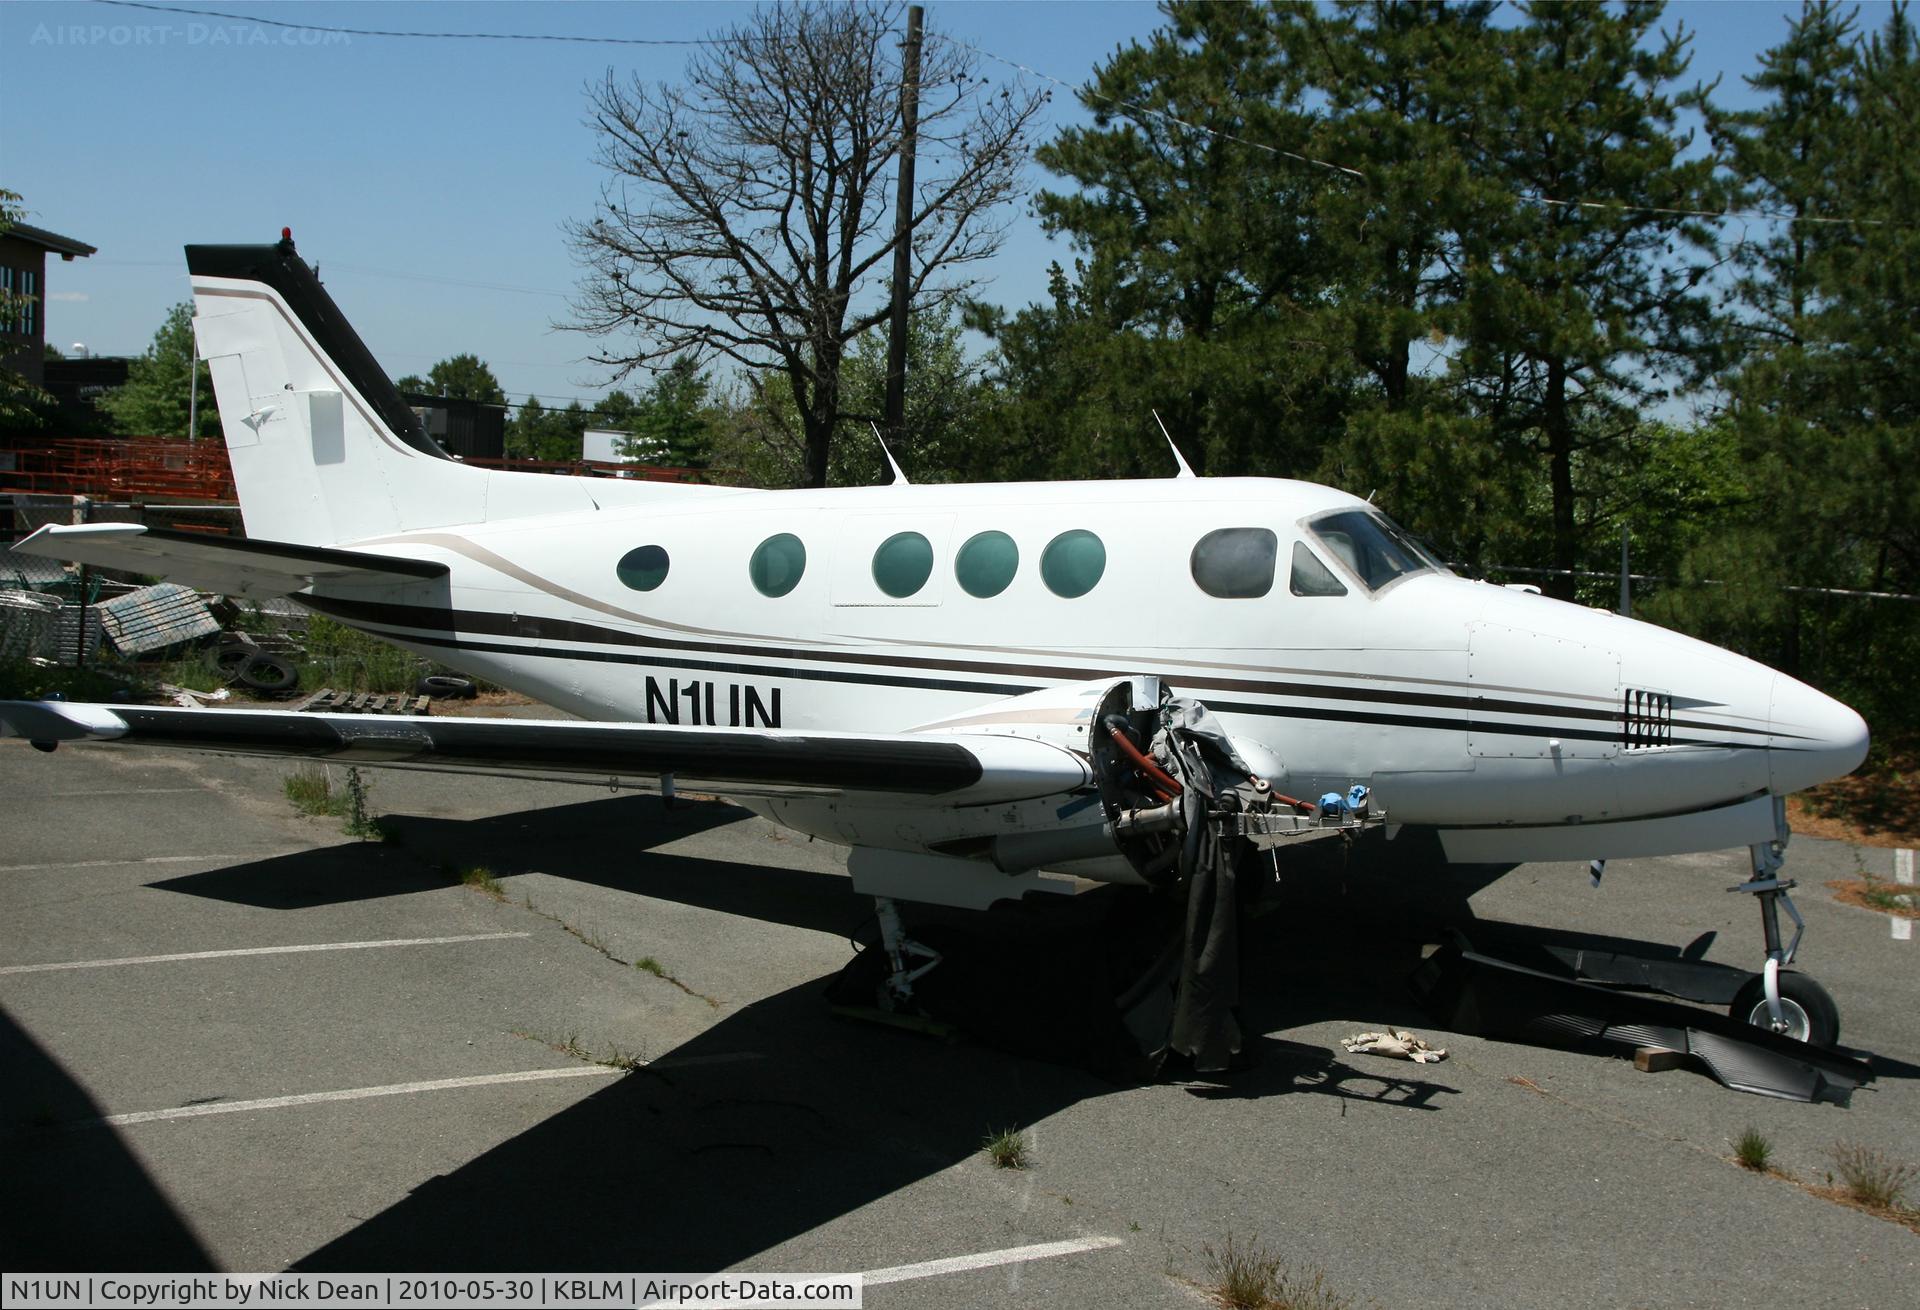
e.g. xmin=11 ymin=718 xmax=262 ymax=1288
xmin=1341 ymin=1029 xmax=1448 ymax=1063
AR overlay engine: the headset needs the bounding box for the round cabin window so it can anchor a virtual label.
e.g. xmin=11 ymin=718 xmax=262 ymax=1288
xmin=1040 ymin=529 xmax=1106 ymax=598
xmin=954 ymin=530 xmax=1019 ymax=598
xmin=872 ymin=531 xmax=935 ymax=599
xmin=749 ymin=533 xmax=807 ymax=598
xmin=615 ymin=545 xmax=670 ymax=592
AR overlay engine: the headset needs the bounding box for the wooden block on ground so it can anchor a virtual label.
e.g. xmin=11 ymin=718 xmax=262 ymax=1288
xmin=1634 ymin=1047 xmax=1686 ymax=1073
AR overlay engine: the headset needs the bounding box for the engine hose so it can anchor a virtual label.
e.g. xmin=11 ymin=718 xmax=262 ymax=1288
xmin=1102 ymin=718 xmax=1184 ymax=796
xmin=1271 ymin=791 xmax=1316 ymax=814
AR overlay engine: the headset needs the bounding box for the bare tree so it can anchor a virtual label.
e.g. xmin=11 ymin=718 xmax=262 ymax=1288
xmin=566 ymin=2 xmax=1043 ymax=487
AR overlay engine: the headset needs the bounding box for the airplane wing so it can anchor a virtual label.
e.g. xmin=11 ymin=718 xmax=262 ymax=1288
xmin=0 ymin=700 xmax=1090 ymax=804
xmin=10 ymin=524 xmax=447 ymax=597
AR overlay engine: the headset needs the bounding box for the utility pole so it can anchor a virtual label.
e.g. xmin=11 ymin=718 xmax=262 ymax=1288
xmin=1619 ymin=525 xmax=1632 ymax=617
xmin=186 ymin=340 xmax=199 ymax=442
xmin=882 ymin=4 xmax=924 ymax=447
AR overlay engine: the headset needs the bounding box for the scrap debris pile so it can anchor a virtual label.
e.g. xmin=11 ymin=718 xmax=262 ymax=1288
xmin=0 ymin=549 xmax=471 ymax=709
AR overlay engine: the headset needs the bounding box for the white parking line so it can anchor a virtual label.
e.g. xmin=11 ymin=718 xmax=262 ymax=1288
xmin=38 ymin=788 xmax=208 ymax=798
xmin=0 ymin=931 xmax=530 ymax=975
xmin=1889 ymin=852 xmax=1914 ymax=942
xmin=0 ymin=853 xmax=289 ymax=873
xmin=861 ymin=1235 xmax=1125 ymax=1286
xmin=96 ymin=1065 xmax=622 ymax=1127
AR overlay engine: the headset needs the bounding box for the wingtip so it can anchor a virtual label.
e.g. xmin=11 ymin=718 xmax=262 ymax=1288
xmin=0 ymin=700 xmax=130 ymax=742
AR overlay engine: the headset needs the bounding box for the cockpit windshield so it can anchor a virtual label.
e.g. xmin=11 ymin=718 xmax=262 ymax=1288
xmin=1307 ymin=509 xmax=1451 ymax=592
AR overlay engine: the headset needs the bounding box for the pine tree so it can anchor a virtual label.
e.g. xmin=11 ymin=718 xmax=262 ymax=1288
xmin=1699 ymin=0 xmax=1859 ymax=348
xmin=1013 ymin=0 xmax=1351 ymax=479
xmin=1673 ymin=6 xmax=1920 ymax=732
xmin=1295 ymin=1 xmax=1525 ymax=566
xmin=1451 ymin=0 xmax=1723 ymax=598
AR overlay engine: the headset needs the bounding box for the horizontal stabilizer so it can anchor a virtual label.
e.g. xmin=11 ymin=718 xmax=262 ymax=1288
xmin=0 ymin=702 xmax=1091 ymax=804
xmin=11 ymin=524 xmax=446 ymax=597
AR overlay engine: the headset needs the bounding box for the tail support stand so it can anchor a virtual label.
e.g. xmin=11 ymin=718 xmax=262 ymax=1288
xmin=1728 ymin=800 xmax=1805 ymax=1034
xmin=873 ymin=897 xmax=941 ymax=1012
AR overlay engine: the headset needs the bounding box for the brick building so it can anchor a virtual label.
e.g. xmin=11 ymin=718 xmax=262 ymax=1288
xmin=1 ymin=222 xmax=96 ymax=388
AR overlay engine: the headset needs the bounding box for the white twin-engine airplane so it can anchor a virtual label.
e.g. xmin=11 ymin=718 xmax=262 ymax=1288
xmin=0 ymin=235 xmax=1871 ymax=1051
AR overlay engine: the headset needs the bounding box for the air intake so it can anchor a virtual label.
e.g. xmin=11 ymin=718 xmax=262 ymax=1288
xmin=1622 ymin=689 xmax=1672 ymax=749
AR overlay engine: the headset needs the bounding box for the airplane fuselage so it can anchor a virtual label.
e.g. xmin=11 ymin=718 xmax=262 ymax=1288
xmin=306 ymin=474 xmax=1867 ymax=867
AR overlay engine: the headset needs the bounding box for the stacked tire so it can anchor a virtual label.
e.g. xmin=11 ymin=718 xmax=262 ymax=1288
xmin=216 ymin=642 xmax=299 ymax=694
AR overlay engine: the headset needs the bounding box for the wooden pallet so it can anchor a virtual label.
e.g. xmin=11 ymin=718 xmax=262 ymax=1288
xmin=295 ymin=689 xmax=431 ymax=716
xmin=97 ymin=582 xmax=222 ymax=655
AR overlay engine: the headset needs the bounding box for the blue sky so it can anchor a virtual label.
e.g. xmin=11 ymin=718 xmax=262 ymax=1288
xmin=2 ymin=0 xmax=1890 ymax=411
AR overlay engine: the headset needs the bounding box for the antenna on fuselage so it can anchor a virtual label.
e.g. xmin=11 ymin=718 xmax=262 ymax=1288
xmin=1152 ymin=410 xmax=1196 ymax=479
xmin=868 ymin=422 xmax=911 ymax=485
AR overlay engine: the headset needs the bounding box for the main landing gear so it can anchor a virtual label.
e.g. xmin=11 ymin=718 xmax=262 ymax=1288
xmin=873 ymin=897 xmax=942 ymax=1011
xmin=1727 ymin=800 xmax=1840 ymax=1048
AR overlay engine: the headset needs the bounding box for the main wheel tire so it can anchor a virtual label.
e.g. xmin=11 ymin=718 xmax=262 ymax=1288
xmin=416 ymin=675 xmax=476 ymax=700
xmin=234 ymin=652 xmax=299 ymax=694
xmin=1729 ymin=969 xmax=1840 ymax=1048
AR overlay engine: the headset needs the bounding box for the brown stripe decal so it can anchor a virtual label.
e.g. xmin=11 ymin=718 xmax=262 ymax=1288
xmin=298 ymin=594 xmax=1780 ymax=746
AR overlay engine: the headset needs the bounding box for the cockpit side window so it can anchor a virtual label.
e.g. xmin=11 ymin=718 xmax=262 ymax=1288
xmin=1306 ymin=509 xmax=1449 ymax=592
xmin=1289 ymin=541 xmax=1348 ymax=597
xmin=1191 ymin=527 xmax=1277 ymax=598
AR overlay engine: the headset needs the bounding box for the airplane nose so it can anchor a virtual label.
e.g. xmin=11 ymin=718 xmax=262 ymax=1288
xmin=1769 ymin=672 xmax=1870 ymax=795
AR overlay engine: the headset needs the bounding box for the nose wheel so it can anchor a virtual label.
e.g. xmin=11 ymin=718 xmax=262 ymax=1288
xmin=1729 ymin=967 xmax=1840 ymax=1047
xmin=1728 ymin=806 xmax=1841 ymax=1048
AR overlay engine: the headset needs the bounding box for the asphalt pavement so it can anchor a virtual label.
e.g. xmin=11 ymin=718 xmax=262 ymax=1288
xmin=2 ymin=733 xmax=1915 ymax=1308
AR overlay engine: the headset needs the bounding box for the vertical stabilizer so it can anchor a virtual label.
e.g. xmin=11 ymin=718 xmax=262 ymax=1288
xmin=186 ymin=235 xmax=595 ymax=546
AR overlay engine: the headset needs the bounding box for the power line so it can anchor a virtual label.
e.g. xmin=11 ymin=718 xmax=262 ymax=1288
xmin=936 ymin=32 xmax=1908 ymax=230
xmin=90 ymin=256 xmax=573 ymax=300
xmin=94 ymin=0 xmax=724 ymax=45
xmin=324 ymin=262 xmax=569 ymax=300
xmin=86 ymin=4 xmax=1916 ymax=234
xmin=1473 ymin=562 xmax=1920 ymax=604
xmin=408 ymin=391 xmax=650 ymax=424
xmin=935 ymin=32 xmax=1365 ymax=182
xmin=90 ymin=0 xmax=1903 ymax=229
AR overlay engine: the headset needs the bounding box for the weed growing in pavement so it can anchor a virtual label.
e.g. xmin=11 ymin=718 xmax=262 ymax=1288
xmin=511 ymin=1029 xmax=645 ymax=1072
xmin=340 ymin=767 xmax=382 ymax=838
xmin=460 ymin=866 xmax=507 ymax=901
xmin=1829 ymin=1140 xmax=1918 ymax=1210
xmin=982 ymin=1126 xmax=1030 ymax=1170
xmin=284 ymin=765 xmax=346 ymax=817
xmin=1200 ymin=1231 xmax=1358 ymax=1310
xmin=1734 ymin=1126 xmax=1775 ymax=1172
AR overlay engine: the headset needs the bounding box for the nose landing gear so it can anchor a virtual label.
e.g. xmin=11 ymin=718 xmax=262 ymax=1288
xmin=1727 ymin=801 xmax=1840 ymax=1048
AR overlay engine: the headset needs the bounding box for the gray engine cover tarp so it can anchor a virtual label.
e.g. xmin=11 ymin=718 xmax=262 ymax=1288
xmin=1158 ymin=698 xmax=1261 ymax=1072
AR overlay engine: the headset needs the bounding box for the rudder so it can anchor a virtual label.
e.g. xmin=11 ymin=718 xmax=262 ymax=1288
xmin=187 ymin=235 xmax=595 ymax=546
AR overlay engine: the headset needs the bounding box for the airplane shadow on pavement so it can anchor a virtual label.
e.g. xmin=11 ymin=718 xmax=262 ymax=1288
xmin=95 ymin=791 xmax=1787 ymax=1269
xmin=0 ymin=1008 xmax=215 ymax=1271
xmin=284 ymin=849 xmax=1475 ymax=1268
xmin=149 ymin=795 xmax=863 ymax=938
